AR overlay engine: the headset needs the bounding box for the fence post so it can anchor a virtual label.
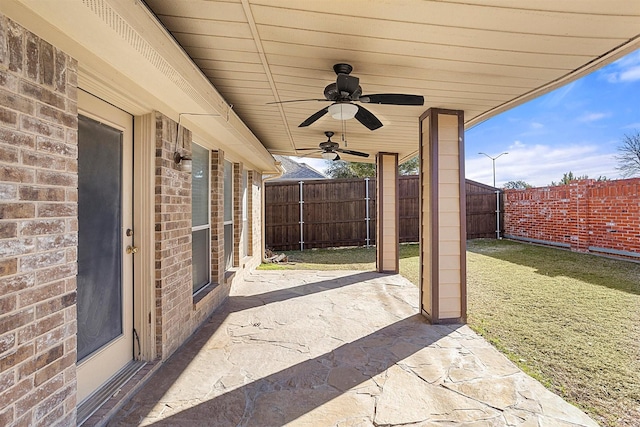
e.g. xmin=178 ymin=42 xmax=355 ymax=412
xmin=299 ymin=181 xmax=304 ymax=251
xmin=495 ymin=189 xmax=501 ymax=239
xmin=364 ymin=178 xmax=371 ymax=247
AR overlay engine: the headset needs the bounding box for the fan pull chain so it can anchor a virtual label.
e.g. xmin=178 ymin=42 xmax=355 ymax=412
xmin=341 ymin=119 xmax=348 ymax=147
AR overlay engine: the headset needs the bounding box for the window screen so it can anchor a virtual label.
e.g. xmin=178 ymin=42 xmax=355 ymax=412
xmin=242 ymin=170 xmax=248 ymax=256
xmin=192 ymin=144 xmax=210 ymax=293
xmin=224 ymin=160 xmax=233 ymax=270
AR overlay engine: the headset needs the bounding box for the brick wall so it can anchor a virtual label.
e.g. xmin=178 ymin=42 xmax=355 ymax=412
xmin=504 ymin=178 xmax=640 ymax=259
xmin=232 ymin=162 xmax=242 ymax=266
xmin=0 ymin=15 xmax=78 ymax=427
xmin=153 ymin=113 xmax=193 ymax=359
xmin=210 ymin=150 xmax=224 ymax=285
xmin=251 ymin=171 xmax=262 ymax=258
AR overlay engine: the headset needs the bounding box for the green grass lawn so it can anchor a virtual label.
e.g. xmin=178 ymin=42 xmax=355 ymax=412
xmin=261 ymin=240 xmax=640 ymax=426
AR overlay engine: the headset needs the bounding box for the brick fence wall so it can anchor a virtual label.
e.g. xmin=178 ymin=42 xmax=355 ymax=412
xmin=504 ymin=178 xmax=640 ymax=259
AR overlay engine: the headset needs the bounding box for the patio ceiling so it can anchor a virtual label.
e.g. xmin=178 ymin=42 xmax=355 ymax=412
xmin=144 ymin=0 xmax=640 ymax=163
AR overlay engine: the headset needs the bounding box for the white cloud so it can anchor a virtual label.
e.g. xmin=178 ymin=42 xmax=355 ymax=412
xmin=622 ymin=122 xmax=640 ymax=130
xmin=530 ymin=122 xmax=544 ymax=129
xmin=601 ymin=49 xmax=640 ymax=83
xmin=540 ymin=80 xmax=578 ymax=107
xmin=577 ymin=112 xmax=611 ymax=123
xmin=466 ymin=142 xmax=619 ymax=187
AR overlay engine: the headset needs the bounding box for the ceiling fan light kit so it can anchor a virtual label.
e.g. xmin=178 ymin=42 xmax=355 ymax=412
xmin=321 ymin=151 xmax=339 ymax=160
xmin=328 ymin=103 xmax=358 ymax=120
xmin=272 ymin=63 xmax=424 ymax=131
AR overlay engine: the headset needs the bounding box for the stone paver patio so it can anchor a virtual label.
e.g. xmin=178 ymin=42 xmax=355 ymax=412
xmin=109 ymin=270 xmax=597 ymax=426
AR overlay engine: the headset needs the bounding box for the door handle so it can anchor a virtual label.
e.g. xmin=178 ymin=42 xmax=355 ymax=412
xmin=126 ymin=245 xmax=139 ymax=255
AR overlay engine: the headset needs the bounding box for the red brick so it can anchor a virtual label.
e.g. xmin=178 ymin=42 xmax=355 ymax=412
xmin=19 ymin=219 xmax=65 ymax=236
xmin=0 ymin=273 xmax=35 ymax=294
xmin=0 ymin=143 xmax=19 ymax=162
xmin=35 ymin=136 xmax=77 ymax=157
xmin=34 ymin=352 xmax=73 ymax=386
xmin=0 ymin=105 xmax=17 ymax=125
xmin=0 ymin=258 xmax=17 ymax=277
xmin=0 ymin=308 xmax=35 ymax=335
xmin=17 ymin=311 xmax=64 ymax=347
xmin=0 ymin=403 xmax=15 ymax=426
xmin=35 ymin=291 xmax=76 ymax=319
xmin=0 ymin=202 xmax=35 ymax=219
xmin=34 ymin=264 xmax=75 ymax=286
xmin=0 ymin=294 xmax=17 ymax=314
xmin=0 ymin=165 xmax=35 ymax=183
xmin=15 ymin=372 xmax=63 ymax=417
xmin=37 ymin=104 xmax=77 ymax=128
xmin=37 ymin=202 xmax=76 ymax=218
xmin=20 ymin=116 xmax=65 ymax=139
xmin=19 ymin=185 xmax=65 ymax=201
xmin=39 ymin=39 xmax=55 ymax=87
xmin=7 ymin=20 xmax=23 ymax=73
xmin=0 ymin=332 xmax=16 ymax=354
xmin=0 ymin=128 xmax=36 ymax=149
xmin=22 ymin=151 xmax=67 ymax=171
xmin=0 ymin=222 xmax=18 ymax=239
xmin=0 ymin=182 xmax=18 ymax=200
xmin=35 ymin=404 xmax=63 ymax=427
xmin=19 ymin=80 xmax=66 ymax=110
xmin=35 ymin=170 xmax=76 ymax=187
xmin=0 ymin=343 xmax=33 ymax=373
xmin=0 ymin=378 xmax=31 ymax=410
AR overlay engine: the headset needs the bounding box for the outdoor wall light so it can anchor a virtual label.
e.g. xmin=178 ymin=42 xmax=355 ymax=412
xmin=321 ymin=151 xmax=339 ymax=160
xmin=328 ymin=103 xmax=358 ymax=120
xmin=174 ymin=152 xmax=193 ymax=173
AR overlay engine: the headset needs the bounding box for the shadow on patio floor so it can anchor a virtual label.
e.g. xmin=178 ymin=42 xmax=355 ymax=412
xmin=109 ymin=270 xmax=597 ymax=427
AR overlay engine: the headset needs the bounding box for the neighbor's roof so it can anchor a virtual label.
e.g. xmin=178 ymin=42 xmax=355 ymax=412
xmin=272 ymin=155 xmax=327 ymax=181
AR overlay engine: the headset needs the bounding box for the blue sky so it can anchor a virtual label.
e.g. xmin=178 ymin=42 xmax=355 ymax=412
xmin=466 ymin=48 xmax=640 ymax=187
xmin=295 ymin=49 xmax=640 ymax=187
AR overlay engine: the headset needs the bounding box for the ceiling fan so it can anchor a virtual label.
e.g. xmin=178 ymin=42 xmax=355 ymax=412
xmin=297 ymin=131 xmax=369 ymax=161
xmin=272 ymin=63 xmax=424 ymax=131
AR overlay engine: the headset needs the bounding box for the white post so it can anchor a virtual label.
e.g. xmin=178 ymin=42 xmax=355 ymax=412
xmin=299 ymin=181 xmax=304 ymax=251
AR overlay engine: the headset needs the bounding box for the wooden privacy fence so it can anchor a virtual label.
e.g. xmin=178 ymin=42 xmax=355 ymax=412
xmin=265 ymin=176 xmax=500 ymax=251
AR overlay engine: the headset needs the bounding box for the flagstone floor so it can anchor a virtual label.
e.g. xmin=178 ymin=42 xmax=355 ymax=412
xmin=109 ymin=270 xmax=597 ymax=426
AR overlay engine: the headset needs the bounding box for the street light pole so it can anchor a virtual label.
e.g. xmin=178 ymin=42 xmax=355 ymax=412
xmin=478 ymin=152 xmax=508 ymax=188
xmin=478 ymin=152 xmax=508 ymax=239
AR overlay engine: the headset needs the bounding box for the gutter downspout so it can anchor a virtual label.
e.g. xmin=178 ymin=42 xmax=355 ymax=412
xmin=261 ymin=161 xmax=285 ymax=261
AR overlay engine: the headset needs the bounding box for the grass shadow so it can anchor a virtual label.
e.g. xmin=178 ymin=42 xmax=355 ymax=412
xmin=467 ymin=239 xmax=640 ymax=296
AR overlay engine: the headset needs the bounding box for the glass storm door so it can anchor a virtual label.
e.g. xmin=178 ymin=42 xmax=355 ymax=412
xmin=76 ymin=92 xmax=133 ymax=403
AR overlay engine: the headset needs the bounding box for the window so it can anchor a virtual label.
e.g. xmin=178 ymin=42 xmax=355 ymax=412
xmin=242 ymin=169 xmax=248 ymax=257
xmin=223 ymin=160 xmax=233 ymax=270
xmin=191 ymin=143 xmax=210 ymax=293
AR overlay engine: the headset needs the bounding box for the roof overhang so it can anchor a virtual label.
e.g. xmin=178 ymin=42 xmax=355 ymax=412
xmin=3 ymin=1 xmax=640 ymax=167
xmin=0 ymin=0 xmax=280 ymax=173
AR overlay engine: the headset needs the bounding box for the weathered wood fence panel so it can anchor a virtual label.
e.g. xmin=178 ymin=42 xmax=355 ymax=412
xmin=265 ymin=176 xmax=499 ymax=251
xmin=465 ymin=179 xmax=504 ymax=239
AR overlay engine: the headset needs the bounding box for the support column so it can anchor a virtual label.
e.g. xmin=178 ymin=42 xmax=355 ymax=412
xmin=376 ymin=152 xmax=399 ymax=273
xmin=419 ymin=108 xmax=467 ymax=324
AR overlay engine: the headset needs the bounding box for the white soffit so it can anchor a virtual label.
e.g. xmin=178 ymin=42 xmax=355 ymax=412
xmin=1 ymin=0 xmax=279 ymax=172
xmin=144 ymin=0 xmax=640 ymax=163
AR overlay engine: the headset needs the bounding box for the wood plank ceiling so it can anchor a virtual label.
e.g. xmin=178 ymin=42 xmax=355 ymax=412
xmin=144 ymin=0 xmax=640 ymax=163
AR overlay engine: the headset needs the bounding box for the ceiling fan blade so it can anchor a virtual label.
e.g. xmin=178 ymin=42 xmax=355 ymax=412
xmin=360 ymin=94 xmax=424 ymax=105
xmin=355 ymin=105 xmax=383 ymax=131
xmin=267 ymin=99 xmax=328 ymax=105
xmin=336 ymin=74 xmax=360 ymax=95
xmin=298 ymin=106 xmax=329 ymax=127
xmin=336 ymin=148 xmax=369 ymax=158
